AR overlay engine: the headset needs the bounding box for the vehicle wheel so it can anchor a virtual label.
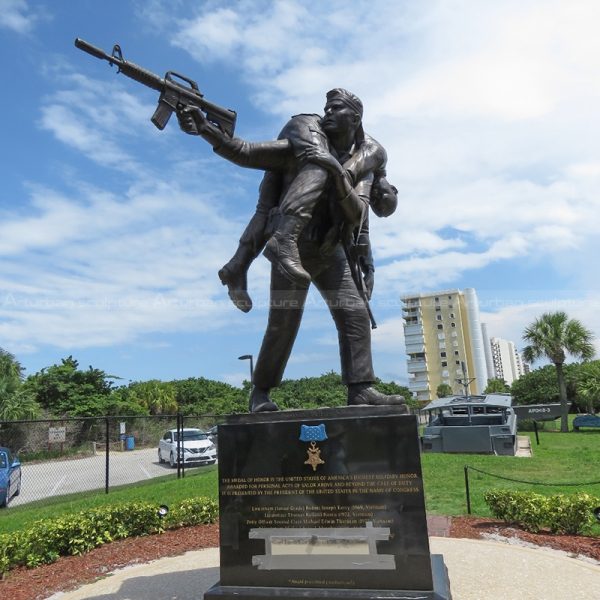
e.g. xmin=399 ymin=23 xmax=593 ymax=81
xmin=158 ymin=449 xmax=164 ymax=464
xmin=14 ymin=475 xmax=21 ymax=497
xmin=169 ymin=452 xmax=176 ymax=468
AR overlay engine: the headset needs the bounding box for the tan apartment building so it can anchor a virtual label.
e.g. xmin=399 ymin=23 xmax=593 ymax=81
xmin=401 ymin=288 xmax=489 ymax=402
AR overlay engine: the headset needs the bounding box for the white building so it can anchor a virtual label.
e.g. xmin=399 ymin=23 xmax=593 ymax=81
xmin=490 ymin=337 xmax=525 ymax=385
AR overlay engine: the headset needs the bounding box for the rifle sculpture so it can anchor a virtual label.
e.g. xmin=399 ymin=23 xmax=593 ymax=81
xmin=74 ymin=38 xmax=236 ymax=136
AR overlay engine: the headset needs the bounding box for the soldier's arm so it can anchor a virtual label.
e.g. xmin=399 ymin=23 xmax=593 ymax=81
xmin=178 ymin=106 xmax=293 ymax=171
xmin=356 ymin=212 xmax=375 ymax=299
xmin=300 ymin=146 xmax=367 ymax=225
xmin=344 ymin=136 xmax=387 ymax=186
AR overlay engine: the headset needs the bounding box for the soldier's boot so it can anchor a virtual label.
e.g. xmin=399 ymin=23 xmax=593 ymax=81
xmin=250 ymin=387 xmax=279 ymax=413
xmin=263 ymin=215 xmax=310 ymax=285
xmin=347 ymin=383 xmax=408 ymax=412
xmin=218 ymin=243 xmax=255 ymax=313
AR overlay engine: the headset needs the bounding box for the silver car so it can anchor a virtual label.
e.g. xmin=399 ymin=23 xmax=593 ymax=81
xmin=158 ymin=428 xmax=217 ymax=468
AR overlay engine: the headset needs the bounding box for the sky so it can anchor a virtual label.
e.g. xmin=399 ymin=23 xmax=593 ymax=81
xmin=1 ymin=0 xmax=599 ymax=389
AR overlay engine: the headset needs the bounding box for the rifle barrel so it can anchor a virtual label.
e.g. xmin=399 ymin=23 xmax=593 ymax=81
xmin=74 ymin=38 xmax=237 ymax=135
xmin=75 ymin=38 xmax=115 ymax=62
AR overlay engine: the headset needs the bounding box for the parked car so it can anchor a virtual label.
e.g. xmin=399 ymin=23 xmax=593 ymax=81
xmin=0 ymin=447 xmax=21 ymax=508
xmin=158 ymin=428 xmax=217 ymax=468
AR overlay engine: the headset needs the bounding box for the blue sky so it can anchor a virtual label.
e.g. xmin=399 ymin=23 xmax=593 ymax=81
xmin=1 ymin=0 xmax=599 ymax=388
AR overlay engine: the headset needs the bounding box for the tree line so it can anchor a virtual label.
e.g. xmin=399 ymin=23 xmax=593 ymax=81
xmin=0 ymin=352 xmax=412 ymax=421
xmin=2 ymin=311 xmax=597 ymax=430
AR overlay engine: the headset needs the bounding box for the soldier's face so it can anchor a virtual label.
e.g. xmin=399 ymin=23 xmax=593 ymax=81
xmin=322 ymin=100 xmax=360 ymax=134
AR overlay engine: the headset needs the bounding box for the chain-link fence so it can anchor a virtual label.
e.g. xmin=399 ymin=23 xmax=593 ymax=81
xmin=0 ymin=414 xmax=222 ymax=507
xmin=1 ymin=408 xmax=423 ymax=509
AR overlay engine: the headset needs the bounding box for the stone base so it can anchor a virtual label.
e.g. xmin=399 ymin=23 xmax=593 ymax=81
xmin=204 ymin=554 xmax=452 ymax=600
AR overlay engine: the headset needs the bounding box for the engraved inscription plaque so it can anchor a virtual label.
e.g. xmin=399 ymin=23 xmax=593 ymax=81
xmin=205 ymin=406 xmax=451 ymax=600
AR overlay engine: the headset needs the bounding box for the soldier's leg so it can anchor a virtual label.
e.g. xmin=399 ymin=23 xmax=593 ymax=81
xmin=311 ymin=246 xmax=375 ymax=385
xmin=250 ymin=264 xmax=310 ymax=412
xmin=311 ymin=246 xmax=406 ymax=408
xmin=219 ymin=171 xmax=282 ymax=312
xmin=263 ymin=116 xmax=330 ymax=284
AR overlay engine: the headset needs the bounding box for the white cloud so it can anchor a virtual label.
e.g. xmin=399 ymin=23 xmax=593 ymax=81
xmin=0 ymin=173 xmax=258 ymax=353
xmin=158 ymin=0 xmax=600 ymax=301
xmin=38 ymin=74 xmax=157 ymax=173
xmin=0 ymin=0 xmax=37 ymax=34
xmin=481 ymin=293 xmax=600 ymax=361
xmin=7 ymin=0 xmax=600 ymax=376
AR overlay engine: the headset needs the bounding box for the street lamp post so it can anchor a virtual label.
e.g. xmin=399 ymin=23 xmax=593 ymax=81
xmin=238 ymin=354 xmax=254 ymax=411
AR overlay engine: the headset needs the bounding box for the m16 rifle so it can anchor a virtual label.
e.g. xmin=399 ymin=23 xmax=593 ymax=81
xmin=74 ymin=38 xmax=237 ymax=136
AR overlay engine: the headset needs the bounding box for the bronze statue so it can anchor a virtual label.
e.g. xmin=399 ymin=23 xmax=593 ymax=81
xmin=178 ymin=89 xmax=406 ymax=413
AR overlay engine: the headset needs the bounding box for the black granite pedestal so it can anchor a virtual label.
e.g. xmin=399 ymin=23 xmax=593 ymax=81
xmin=205 ymin=406 xmax=451 ymax=600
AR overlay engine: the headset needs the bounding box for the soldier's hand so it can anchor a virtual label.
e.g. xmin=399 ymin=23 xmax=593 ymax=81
xmin=363 ymin=270 xmax=374 ymax=300
xmin=177 ymin=106 xmax=206 ymax=135
xmin=301 ymin=147 xmax=342 ymax=175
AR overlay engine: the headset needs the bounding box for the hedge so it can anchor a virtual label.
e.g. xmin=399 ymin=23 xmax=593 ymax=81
xmin=484 ymin=489 xmax=599 ymax=535
xmin=0 ymin=497 xmax=217 ymax=575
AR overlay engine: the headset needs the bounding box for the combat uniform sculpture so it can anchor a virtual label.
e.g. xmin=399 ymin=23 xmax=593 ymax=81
xmin=178 ymin=89 xmax=406 ymax=413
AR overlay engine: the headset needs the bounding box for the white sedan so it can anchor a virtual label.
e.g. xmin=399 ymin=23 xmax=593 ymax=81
xmin=158 ymin=428 xmax=217 ymax=468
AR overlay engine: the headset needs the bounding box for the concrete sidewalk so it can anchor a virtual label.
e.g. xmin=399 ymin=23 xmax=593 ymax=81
xmin=47 ymin=538 xmax=600 ymax=600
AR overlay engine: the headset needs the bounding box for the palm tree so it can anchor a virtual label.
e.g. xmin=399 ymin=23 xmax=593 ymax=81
xmin=0 ymin=348 xmax=23 ymax=391
xmin=523 ymin=312 xmax=595 ymax=432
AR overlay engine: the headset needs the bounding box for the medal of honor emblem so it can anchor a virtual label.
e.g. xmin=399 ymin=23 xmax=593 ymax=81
xmin=299 ymin=424 xmax=327 ymax=471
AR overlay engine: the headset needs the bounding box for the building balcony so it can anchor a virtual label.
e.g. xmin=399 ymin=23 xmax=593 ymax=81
xmin=405 ymin=342 xmax=425 ymax=354
xmin=408 ymin=380 xmax=430 ymax=393
xmin=407 ymin=360 xmax=427 ymax=373
xmin=403 ymin=323 xmax=423 ymax=337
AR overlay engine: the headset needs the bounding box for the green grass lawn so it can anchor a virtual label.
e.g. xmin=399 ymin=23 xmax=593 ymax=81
xmin=2 ymin=430 xmax=598 ymax=535
xmin=0 ymin=465 xmax=218 ymax=533
xmin=422 ymin=430 xmax=600 ymax=517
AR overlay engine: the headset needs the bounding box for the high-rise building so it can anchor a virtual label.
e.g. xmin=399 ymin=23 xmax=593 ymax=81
xmin=490 ymin=337 xmax=525 ymax=385
xmin=401 ymin=288 xmax=489 ymax=402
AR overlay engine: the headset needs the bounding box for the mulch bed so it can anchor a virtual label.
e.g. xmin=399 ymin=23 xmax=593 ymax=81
xmin=1 ymin=518 xmax=598 ymax=600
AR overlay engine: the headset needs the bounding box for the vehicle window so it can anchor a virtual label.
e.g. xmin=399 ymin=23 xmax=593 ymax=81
xmin=0 ymin=452 xmax=7 ymax=469
xmin=173 ymin=431 xmax=208 ymax=442
xmin=163 ymin=433 xmax=171 ymax=441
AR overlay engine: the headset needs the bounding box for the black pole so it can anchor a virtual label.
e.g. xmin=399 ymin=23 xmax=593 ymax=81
xmin=464 ymin=465 xmax=471 ymax=514
xmin=105 ymin=417 xmax=110 ymax=494
xmin=176 ymin=413 xmax=182 ymax=479
xmin=180 ymin=413 xmax=185 ymax=478
xmin=533 ymin=420 xmax=540 ymax=445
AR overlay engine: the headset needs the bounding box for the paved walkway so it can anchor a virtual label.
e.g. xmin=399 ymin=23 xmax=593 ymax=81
xmin=47 ymin=538 xmax=600 ymax=600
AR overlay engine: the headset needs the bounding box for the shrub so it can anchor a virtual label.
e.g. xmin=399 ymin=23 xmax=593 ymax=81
xmin=484 ymin=489 xmax=600 ymax=535
xmin=545 ymin=493 xmax=598 ymax=535
xmin=164 ymin=497 xmax=218 ymax=528
xmin=0 ymin=496 xmax=217 ymax=575
xmin=483 ymin=490 xmax=548 ymax=533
